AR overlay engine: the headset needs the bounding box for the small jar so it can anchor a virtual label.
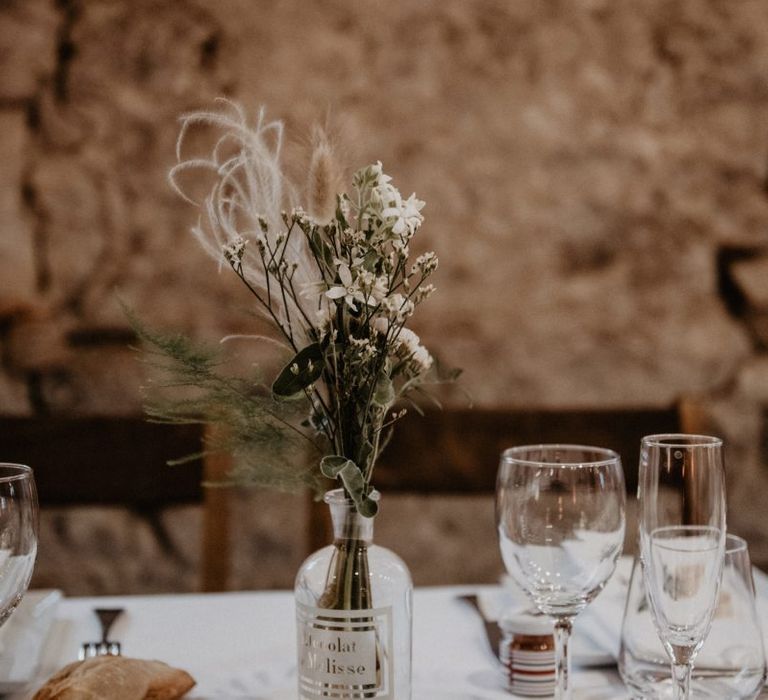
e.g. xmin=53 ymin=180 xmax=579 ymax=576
xmin=499 ymin=611 xmax=556 ymax=697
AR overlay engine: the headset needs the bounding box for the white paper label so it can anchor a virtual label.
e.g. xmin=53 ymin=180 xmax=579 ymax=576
xmin=297 ymin=602 xmax=393 ymax=699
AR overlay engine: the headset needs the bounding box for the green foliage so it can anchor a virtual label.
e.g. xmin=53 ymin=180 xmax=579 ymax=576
xmin=320 ymin=455 xmax=378 ymax=516
xmin=272 ymin=343 xmax=324 ymax=397
xmin=127 ymin=309 xmax=327 ymax=495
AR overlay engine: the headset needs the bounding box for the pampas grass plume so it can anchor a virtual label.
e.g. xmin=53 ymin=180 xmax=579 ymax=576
xmin=307 ymin=125 xmax=343 ymax=225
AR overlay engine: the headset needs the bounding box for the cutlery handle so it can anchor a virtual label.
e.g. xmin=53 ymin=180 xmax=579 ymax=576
xmin=94 ymin=608 xmax=123 ymax=643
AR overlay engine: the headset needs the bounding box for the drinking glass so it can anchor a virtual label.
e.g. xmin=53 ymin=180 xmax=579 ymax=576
xmin=620 ymin=534 xmax=767 ymax=699
xmin=496 ymin=445 xmax=626 ymax=700
xmin=0 ymin=464 xmax=38 ymax=627
xmin=638 ymin=435 xmax=726 ymax=700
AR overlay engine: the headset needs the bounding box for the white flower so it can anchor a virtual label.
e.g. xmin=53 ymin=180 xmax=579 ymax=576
xmin=411 ymin=251 xmax=438 ymax=276
xmin=411 ymin=344 xmax=433 ymax=371
xmin=395 ymin=328 xmax=433 ymax=372
xmin=383 ymin=293 xmax=415 ymax=321
xmin=223 ymin=235 xmax=247 ymax=263
xmin=350 ymin=336 xmax=377 ymax=360
xmin=413 ymin=283 xmax=436 ymax=304
xmin=325 ymin=263 xmax=365 ymax=310
xmin=342 ymin=227 xmax=365 ymax=246
xmin=291 ymin=206 xmax=310 ymax=225
xmin=357 ymin=270 xmax=388 ymax=304
xmin=381 ymin=191 xmax=425 ymax=236
xmin=397 ymin=327 xmax=420 ymax=352
xmin=353 ymin=161 xmax=392 ymax=191
xmin=373 ymin=317 xmax=389 ymax=335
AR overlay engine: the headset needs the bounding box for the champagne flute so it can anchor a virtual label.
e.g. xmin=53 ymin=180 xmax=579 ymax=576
xmin=496 ymin=445 xmax=626 ymax=700
xmin=0 ymin=464 xmax=38 ymax=627
xmin=638 ymin=435 xmax=726 ymax=700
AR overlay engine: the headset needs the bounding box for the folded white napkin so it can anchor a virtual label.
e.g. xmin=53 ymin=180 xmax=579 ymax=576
xmin=479 ymin=557 xmax=633 ymax=664
xmin=572 ymin=556 xmax=633 ymax=660
xmin=0 ymin=590 xmax=62 ymax=691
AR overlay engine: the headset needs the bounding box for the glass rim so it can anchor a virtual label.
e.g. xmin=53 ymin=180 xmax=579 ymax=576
xmin=323 ymin=487 xmax=380 ymax=505
xmin=642 ymin=433 xmax=722 ymax=449
xmin=726 ymin=533 xmax=747 ymax=554
xmin=500 ymin=444 xmax=620 ymax=468
xmin=0 ymin=463 xmax=34 ymax=483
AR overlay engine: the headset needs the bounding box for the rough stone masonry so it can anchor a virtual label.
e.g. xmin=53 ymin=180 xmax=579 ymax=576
xmin=1 ymin=0 xmax=768 ymax=593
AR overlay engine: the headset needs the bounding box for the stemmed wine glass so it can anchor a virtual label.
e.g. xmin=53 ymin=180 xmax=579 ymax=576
xmin=496 ymin=445 xmax=626 ymax=700
xmin=638 ymin=435 xmax=726 ymax=700
xmin=0 ymin=464 xmax=38 ymax=627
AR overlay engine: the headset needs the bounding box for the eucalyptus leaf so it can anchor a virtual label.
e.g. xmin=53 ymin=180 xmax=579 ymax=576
xmin=357 ymin=439 xmax=374 ymax=472
xmin=272 ymin=343 xmax=323 ymax=397
xmin=373 ymin=375 xmax=395 ymax=409
xmin=320 ymin=455 xmax=352 ymax=478
xmin=357 ymin=495 xmax=378 ymax=517
xmin=337 ymin=463 xmax=378 ymax=517
xmin=319 ymin=455 xmax=378 ymax=517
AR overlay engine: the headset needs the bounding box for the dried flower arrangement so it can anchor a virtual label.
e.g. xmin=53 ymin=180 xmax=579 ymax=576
xmin=133 ymin=100 xmax=457 ymax=515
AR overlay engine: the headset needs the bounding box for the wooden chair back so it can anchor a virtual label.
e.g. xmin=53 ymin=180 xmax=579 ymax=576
xmin=306 ymin=406 xmax=681 ymax=552
xmin=0 ymin=405 xmax=684 ymax=591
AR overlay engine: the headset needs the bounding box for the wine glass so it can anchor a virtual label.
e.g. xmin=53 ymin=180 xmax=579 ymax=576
xmin=638 ymin=435 xmax=726 ymax=700
xmin=0 ymin=464 xmax=38 ymax=627
xmin=496 ymin=445 xmax=626 ymax=700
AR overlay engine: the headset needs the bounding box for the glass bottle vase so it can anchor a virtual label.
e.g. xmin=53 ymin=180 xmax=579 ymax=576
xmin=295 ymin=488 xmax=413 ymax=699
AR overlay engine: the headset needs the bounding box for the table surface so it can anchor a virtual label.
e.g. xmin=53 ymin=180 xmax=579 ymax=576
xmin=11 ymin=585 xmax=632 ymax=700
xmin=11 ymin=578 xmax=768 ymax=700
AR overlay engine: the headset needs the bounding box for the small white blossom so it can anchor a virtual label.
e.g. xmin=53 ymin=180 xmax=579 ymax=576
xmin=397 ymin=327 xmax=420 ymax=352
xmin=381 ymin=191 xmax=425 ymax=237
xmin=353 ymin=161 xmax=392 ymax=190
xmin=411 ymin=251 xmax=438 ymax=277
xmin=223 ymin=235 xmax=247 ymax=263
xmin=413 ymin=284 xmax=436 ymax=304
xmin=291 ymin=207 xmax=310 ymax=225
xmin=342 ymin=227 xmax=365 ymax=246
xmin=357 ymin=270 xmax=388 ymax=304
xmin=393 ymin=241 xmax=409 ymax=258
xmin=325 ymin=263 xmax=366 ymax=310
xmin=395 ymin=328 xmax=433 ymax=372
xmin=350 ymin=336 xmax=377 ymax=360
xmin=383 ymin=293 xmax=415 ymax=321
xmin=411 ymin=344 xmax=433 ymax=371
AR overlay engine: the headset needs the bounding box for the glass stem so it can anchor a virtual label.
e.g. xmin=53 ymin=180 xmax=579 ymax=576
xmin=671 ymin=662 xmax=691 ymax=700
xmin=553 ymin=617 xmax=573 ymax=700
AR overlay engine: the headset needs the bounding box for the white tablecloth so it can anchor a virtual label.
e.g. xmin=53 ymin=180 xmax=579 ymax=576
xmin=12 ymin=585 xmax=628 ymax=700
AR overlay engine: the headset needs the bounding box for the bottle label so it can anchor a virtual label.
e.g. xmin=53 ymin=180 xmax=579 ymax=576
xmin=296 ymin=602 xmax=394 ymax=698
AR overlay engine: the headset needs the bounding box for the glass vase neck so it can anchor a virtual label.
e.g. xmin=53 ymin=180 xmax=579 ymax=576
xmin=325 ymin=488 xmax=379 ymax=543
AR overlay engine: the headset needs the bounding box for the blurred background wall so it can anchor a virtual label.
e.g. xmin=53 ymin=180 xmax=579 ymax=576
xmin=2 ymin=0 xmax=768 ymax=593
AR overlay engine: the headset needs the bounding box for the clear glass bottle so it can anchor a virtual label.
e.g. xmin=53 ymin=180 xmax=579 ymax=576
xmin=295 ymin=488 xmax=412 ymax=699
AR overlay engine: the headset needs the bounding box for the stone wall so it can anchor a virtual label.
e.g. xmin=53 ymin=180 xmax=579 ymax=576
xmin=2 ymin=0 xmax=768 ymax=593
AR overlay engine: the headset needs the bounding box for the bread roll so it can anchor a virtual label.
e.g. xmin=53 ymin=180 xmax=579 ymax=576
xmin=33 ymin=656 xmax=195 ymax=700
